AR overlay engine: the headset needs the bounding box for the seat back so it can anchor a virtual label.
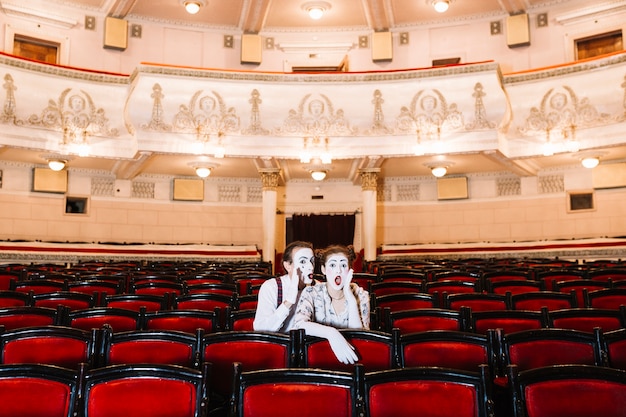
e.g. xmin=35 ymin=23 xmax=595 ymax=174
xmin=101 ymin=328 xmax=201 ymax=368
xmin=444 ymin=292 xmax=512 ymax=311
xmin=511 ymin=290 xmax=577 ymax=311
xmin=0 ymin=364 xmax=79 ymax=417
xmin=144 ymin=308 xmax=221 ymax=333
xmin=372 ymin=292 xmax=437 ymax=312
xmin=602 ymin=328 xmax=626 ymax=370
xmin=0 ymin=305 xmax=63 ymax=330
xmin=470 ymin=308 xmax=549 ymax=334
xmin=488 ymin=280 xmax=544 ymax=295
xmin=82 ymin=364 xmax=208 ymax=417
xmin=33 ymin=291 xmax=97 ymax=311
xmin=66 ymin=307 xmax=143 ymax=332
xmin=548 ymin=307 xmax=626 ymax=333
xmin=500 ymin=328 xmax=603 ymax=375
xmin=225 ymin=308 xmax=256 ymax=331
xmin=302 ymin=329 xmax=399 ymax=371
xmin=0 ymin=289 xmax=33 ymax=307
xmin=385 ymin=307 xmax=470 ymax=333
xmin=201 ymin=330 xmax=300 ymax=401
xmin=585 ymin=288 xmax=626 ymax=309
xmin=102 ymin=293 xmax=169 ymax=311
xmin=363 ymin=365 xmax=493 ymax=417
xmin=369 ymin=281 xmax=424 ymax=297
xmin=509 ymin=364 xmax=626 ymax=417
xmin=231 ymin=362 xmax=359 ymax=417
xmin=1 ymin=325 xmax=98 ymax=369
xmin=399 ymin=329 xmax=497 ymax=373
xmin=553 ymin=279 xmax=611 ymax=307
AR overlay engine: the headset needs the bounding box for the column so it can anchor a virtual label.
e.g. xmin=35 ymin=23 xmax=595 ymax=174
xmin=359 ymin=168 xmax=380 ymax=262
xmin=259 ymin=168 xmax=281 ymax=266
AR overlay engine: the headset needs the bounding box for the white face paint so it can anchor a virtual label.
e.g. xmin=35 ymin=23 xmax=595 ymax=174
xmin=324 ymin=253 xmax=349 ymax=291
xmin=292 ymin=247 xmax=315 ymax=284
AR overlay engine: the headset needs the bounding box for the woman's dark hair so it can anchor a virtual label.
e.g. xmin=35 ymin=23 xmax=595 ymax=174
xmin=281 ymin=241 xmax=313 ymax=273
xmin=317 ymin=244 xmax=356 ymax=267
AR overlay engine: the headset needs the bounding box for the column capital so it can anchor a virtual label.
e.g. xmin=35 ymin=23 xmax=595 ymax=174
xmin=358 ymin=168 xmax=380 ymax=191
xmin=258 ymin=168 xmax=281 ymax=190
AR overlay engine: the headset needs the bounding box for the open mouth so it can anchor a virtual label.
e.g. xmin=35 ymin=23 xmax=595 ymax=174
xmin=334 ymin=275 xmax=342 ymax=285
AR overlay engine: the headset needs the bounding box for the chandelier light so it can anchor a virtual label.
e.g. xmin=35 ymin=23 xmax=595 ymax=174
xmin=182 ymin=0 xmax=205 ymax=14
xmin=432 ymin=0 xmax=450 ymax=13
xmin=302 ymin=1 xmax=331 ymax=20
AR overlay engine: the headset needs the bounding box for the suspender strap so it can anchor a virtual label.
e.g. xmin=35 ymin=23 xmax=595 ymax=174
xmin=276 ymin=277 xmax=283 ymax=307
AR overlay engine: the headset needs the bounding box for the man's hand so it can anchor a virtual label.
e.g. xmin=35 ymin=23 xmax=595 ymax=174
xmin=284 ymin=266 xmax=300 ymax=305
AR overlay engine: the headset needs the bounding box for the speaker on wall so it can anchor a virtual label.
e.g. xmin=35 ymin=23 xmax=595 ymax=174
xmin=241 ymin=34 xmax=262 ymax=65
xmin=372 ymin=31 xmax=393 ymax=62
xmin=32 ymin=167 xmax=68 ymax=194
xmin=437 ymin=177 xmax=468 ymax=200
xmin=173 ymin=178 xmax=204 ymax=201
xmin=506 ymin=13 xmax=530 ymax=48
xmin=103 ymin=16 xmax=128 ymax=51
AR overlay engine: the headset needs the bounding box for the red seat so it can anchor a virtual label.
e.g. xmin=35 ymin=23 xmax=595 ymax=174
xmin=1 ymin=325 xmax=99 ymax=369
xmin=508 ymin=364 xmax=626 ymax=417
xmin=384 ymin=307 xmax=470 ymax=333
xmin=363 ymin=365 xmax=493 ymax=417
xmin=202 ymin=329 xmax=300 ymax=415
xmin=82 ymin=363 xmax=209 ymax=417
xmin=0 ymin=364 xmax=79 ymax=417
xmin=302 ymin=329 xmax=399 ymax=371
xmin=231 ymin=363 xmax=359 ymax=417
xmin=144 ymin=308 xmax=221 ymax=334
xmin=101 ymin=328 xmax=201 ymax=368
xmin=0 ymin=306 xmax=63 ymax=330
xmin=398 ymin=329 xmax=498 ymax=374
xmin=66 ymin=307 xmax=143 ymax=332
xmin=470 ymin=308 xmax=549 ymax=334
xmin=511 ymin=291 xmax=577 ymax=311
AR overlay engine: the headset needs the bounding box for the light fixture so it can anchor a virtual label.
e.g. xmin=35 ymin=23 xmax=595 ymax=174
xmin=581 ymin=156 xmax=600 ymax=169
xmin=424 ymin=160 xmax=453 ymax=178
xmin=575 ymin=152 xmax=606 ymax=169
xmin=311 ymin=170 xmax=327 ymax=181
xmin=431 ymin=166 xmax=447 ymax=177
xmin=432 ymin=0 xmax=450 ymax=13
xmin=189 ymin=161 xmax=218 ymax=178
xmin=195 ymin=167 xmax=211 ymax=178
xmin=302 ymin=1 xmax=331 ymax=20
xmin=182 ymin=0 xmax=205 ymax=14
xmin=48 ymin=159 xmax=67 ymax=171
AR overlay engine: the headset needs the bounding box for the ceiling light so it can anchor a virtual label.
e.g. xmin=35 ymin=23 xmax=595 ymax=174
xmin=431 ymin=166 xmax=447 ymax=177
xmin=432 ymin=0 xmax=450 ymax=13
xmin=48 ymin=159 xmax=67 ymax=171
xmin=311 ymin=170 xmax=327 ymax=181
xmin=182 ymin=0 xmax=205 ymax=14
xmin=195 ymin=166 xmax=211 ymax=178
xmin=302 ymin=1 xmax=331 ymax=20
xmin=581 ymin=156 xmax=600 ymax=169
xmin=189 ymin=161 xmax=218 ymax=178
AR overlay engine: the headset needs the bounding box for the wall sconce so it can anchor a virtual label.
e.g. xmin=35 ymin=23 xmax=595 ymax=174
xmin=431 ymin=0 xmax=451 ymax=13
xmin=182 ymin=0 xmax=205 ymax=14
xmin=48 ymin=159 xmax=67 ymax=171
xmin=302 ymin=1 xmax=330 ymax=20
xmin=189 ymin=161 xmax=218 ymax=178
